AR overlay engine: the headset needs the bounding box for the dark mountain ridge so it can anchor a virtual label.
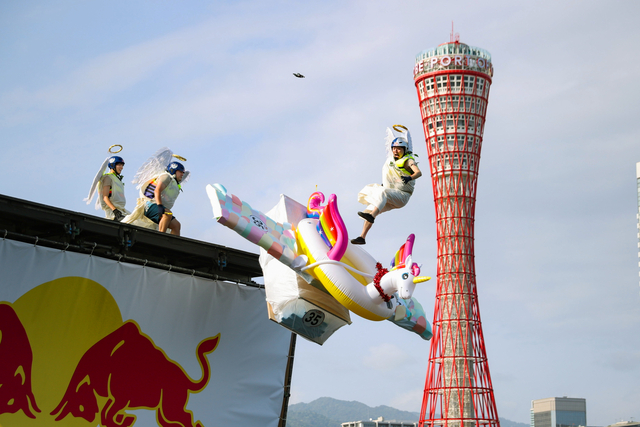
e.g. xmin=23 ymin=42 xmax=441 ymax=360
xmin=287 ymin=397 xmax=529 ymax=427
xmin=289 ymin=397 xmax=419 ymax=423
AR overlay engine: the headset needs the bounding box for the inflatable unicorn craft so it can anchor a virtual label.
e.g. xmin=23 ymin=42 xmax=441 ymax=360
xmin=206 ymin=184 xmax=433 ymax=345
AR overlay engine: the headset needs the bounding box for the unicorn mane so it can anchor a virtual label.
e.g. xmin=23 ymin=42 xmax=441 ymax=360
xmin=390 ymin=234 xmax=420 ymax=276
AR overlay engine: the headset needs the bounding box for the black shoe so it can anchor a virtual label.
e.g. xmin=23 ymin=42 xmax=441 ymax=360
xmin=357 ymin=212 xmax=375 ymax=223
xmin=351 ymin=236 xmax=366 ymax=245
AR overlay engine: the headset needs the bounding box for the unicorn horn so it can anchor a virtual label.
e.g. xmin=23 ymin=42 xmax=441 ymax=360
xmin=413 ymin=276 xmax=431 ymax=284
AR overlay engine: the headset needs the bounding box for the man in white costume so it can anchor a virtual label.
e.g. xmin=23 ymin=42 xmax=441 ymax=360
xmin=123 ymin=148 xmax=190 ymax=235
xmin=351 ymin=126 xmax=422 ymax=245
xmin=140 ymin=161 xmax=185 ymax=235
xmin=85 ymin=155 xmax=129 ymax=221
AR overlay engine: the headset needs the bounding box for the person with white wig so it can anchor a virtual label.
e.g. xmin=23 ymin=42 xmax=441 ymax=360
xmin=351 ymin=125 xmax=422 ymax=245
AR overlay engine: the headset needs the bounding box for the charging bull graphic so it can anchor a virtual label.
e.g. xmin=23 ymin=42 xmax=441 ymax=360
xmin=0 ymin=302 xmax=41 ymax=418
xmin=51 ymin=320 xmax=220 ymax=427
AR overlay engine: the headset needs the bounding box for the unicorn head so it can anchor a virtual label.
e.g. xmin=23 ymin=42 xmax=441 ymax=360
xmin=379 ymin=254 xmax=430 ymax=299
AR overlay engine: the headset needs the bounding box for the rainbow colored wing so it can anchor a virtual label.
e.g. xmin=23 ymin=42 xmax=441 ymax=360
xmin=206 ymin=184 xmax=298 ymax=266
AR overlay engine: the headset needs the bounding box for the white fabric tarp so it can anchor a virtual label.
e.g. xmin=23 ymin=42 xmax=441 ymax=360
xmin=0 ymin=238 xmax=290 ymax=427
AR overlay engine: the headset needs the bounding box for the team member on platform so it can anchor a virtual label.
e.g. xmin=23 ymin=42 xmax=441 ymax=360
xmin=141 ymin=161 xmax=185 ymax=235
xmin=125 ymin=147 xmax=190 ymax=236
xmin=85 ymin=146 xmax=129 ymax=222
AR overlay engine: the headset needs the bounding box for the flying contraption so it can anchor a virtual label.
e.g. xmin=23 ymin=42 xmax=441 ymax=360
xmin=293 ymin=73 xmax=305 ymax=78
xmin=207 ymin=184 xmax=433 ymax=345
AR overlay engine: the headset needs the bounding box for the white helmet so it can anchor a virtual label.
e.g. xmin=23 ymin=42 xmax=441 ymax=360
xmin=391 ymin=137 xmax=409 ymax=150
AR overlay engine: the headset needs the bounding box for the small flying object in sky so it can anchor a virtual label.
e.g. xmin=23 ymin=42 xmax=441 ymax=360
xmin=293 ymin=73 xmax=305 ymax=78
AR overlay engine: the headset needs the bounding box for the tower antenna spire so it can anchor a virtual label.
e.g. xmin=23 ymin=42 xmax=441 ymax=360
xmin=450 ymin=21 xmax=460 ymax=43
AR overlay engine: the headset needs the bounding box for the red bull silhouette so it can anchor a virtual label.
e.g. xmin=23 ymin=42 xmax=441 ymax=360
xmin=0 ymin=302 xmax=41 ymax=418
xmin=51 ymin=320 xmax=220 ymax=427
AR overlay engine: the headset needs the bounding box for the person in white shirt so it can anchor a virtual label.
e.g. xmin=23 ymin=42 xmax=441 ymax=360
xmin=85 ymin=155 xmax=129 ymax=222
xmin=141 ymin=161 xmax=185 ymax=235
xmin=351 ymin=127 xmax=421 ymax=245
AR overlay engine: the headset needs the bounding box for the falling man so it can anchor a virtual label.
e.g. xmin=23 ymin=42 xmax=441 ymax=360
xmin=351 ymin=125 xmax=422 ymax=245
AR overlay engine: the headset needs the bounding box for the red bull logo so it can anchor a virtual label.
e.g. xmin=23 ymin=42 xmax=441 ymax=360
xmin=0 ymin=277 xmax=221 ymax=427
xmin=51 ymin=321 xmax=219 ymax=427
xmin=0 ymin=303 xmax=41 ymax=418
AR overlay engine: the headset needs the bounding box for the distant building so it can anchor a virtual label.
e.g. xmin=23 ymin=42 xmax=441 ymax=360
xmin=342 ymin=416 xmax=418 ymax=427
xmin=530 ymin=397 xmax=587 ymax=427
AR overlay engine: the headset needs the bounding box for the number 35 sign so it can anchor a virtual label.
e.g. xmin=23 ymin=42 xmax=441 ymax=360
xmin=302 ymin=310 xmax=325 ymax=327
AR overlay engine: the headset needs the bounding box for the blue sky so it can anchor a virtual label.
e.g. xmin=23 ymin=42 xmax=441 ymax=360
xmin=2 ymin=1 xmax=640 ymax=425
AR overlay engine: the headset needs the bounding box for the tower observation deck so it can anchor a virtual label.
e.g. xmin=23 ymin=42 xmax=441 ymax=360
xmin=413 ymin=39 xmax=499 ymax=427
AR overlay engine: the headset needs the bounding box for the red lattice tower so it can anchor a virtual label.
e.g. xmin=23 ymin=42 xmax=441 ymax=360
xmin=413 ymin=40 xmax=499 ymax=427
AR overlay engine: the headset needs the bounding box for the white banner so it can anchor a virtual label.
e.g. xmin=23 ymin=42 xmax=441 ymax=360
xmin=0 ymin=238 xmax=291 ymax=427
